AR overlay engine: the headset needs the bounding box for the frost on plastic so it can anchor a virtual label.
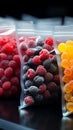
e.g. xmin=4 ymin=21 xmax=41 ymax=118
xmin=54 ymin=25 xmax=73 ymax=116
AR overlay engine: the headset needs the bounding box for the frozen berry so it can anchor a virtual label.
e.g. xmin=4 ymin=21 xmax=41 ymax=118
xmin=35 ymin=94 xmax=43 ymax=102
xmin=0 ymin=53 xmax=7 ymax=60
xmin=45 ymin=37 xmax=53 ymax=46
xmin=48 ymin=64 xmax=57 ymax=74
xmin=23 ymin=55 xmax=29 ymax=62
xmin=33 ymin=76 xmax=44 ymax=86
xmin=23 ymin=65 xmax=29 ymax=73
xmin=2 ymin=81 xmax=11 ymax=90
xmin=11 ymin=77 xmax=19 ymax=86
xmin=0 ymin=60 xmax=9 ymax=69
xmin=19 ymin=37 xmax=25 ymax=42
xmin=48 ymin=82 xmax=57 ymax=92
xmin=9 ymin=60 xmax=17 ymax=69
xmin=49 ymin=54 xmax=53 ymax=59
xmin=28 ymin=40 xmax=35 ymax=48
xmin=20 ymin=42 xmax=27 ymax=51
xmin=26 ymin=48 xmax=34 ymax=57
xmin=7 ymin=55 xmax=13 ymax=60
xmin=4 ymin=67 xmax=13 ymax=77
xmin=0 ymin=68 xmax=4 ymax=78
xmin=0 ymin=88 xmax=3 ymax=96
xmin=0 ymin=80 xmax=2 ymax=87
xmin=25 ymin=80 xmax=33 ymax=88
xmin=1 ymin=76 xmax=9 ymax=82
xmin=13 ymin=55 xmax=20 ymax=65
xmin=27 ymin=58 xmax=33 ymax=66
xmin=36 ymin=65 xmax=47 ymax=76
xmin=39 ymin=49 xmax=49 ymax=60
xmin=22 ymin=74 xmax=28 ymax=81
xmin=43 ymin=59 xmax=51 ymax=69
xmin=39 ymin=84 xmax=46 ymax=93
xmin=45 ymin=72 xmax=53 ymax=82
xmin=11 ymin=85 xmax=18 ymax=95
xmin=26 ymin=69 xmax=36 ymax=79
xmin=51 ymin=55 xmax=57 ymax=64
xmin=14 ymin=68 xmax=20 ymax=78
xmin=43 ymin=44 xmax=52 ymax=51
xmin=32 ymin=56 xmax=41 ymax=65
xmin=27 ymin=86 xmax=39 ymax=94
xmin=24 ymin=96 xmax=34 ymax=105
xmin=34 ymin=46 xmax=42 ymax=55
xmin=36 ymin=38 xmax=44 ymax=46
xmin=44 ymin=90 xmax=51 ymax=98
xmin=1 ymin=43 xmax=13 ymax=53
xmin=53 ymin=74 xmax=60 ymax=85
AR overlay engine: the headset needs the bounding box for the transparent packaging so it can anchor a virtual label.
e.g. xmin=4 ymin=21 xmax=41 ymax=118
xmin=64 ymin=17 xmax=73 ymax=25
xmin=0 ymin=21 xmax=20 ymax=98
xmin=17 ymin=28 xmax=61 ymax=109
xmin=54 ymin=25 xmax=73 ymax=116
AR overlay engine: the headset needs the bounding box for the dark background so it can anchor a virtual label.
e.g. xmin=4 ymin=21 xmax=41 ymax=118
xmin=0 ymin=0 xmax=73 ymax=19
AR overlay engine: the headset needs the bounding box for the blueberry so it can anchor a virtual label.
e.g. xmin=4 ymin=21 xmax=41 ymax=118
xmin=51 ymin=55 xmax=57 ymax=64
xmin=27 ymin=58 xmax=33 ymax=66
xmin=48 ymin=64 xmax=58 ymax=74
xmin=33 ymin=76 xmax=44 ymax=86
xmin=34 ymin=46 xmax=42 ymax=55
xmin=22 ymin=74 xmax=28 ymax=81
xmin=43 ymin=59 xmax=51 ymax=69
xmin=35 ymin=94 xmax=43 ymax=102
xmin=36 ymin=38 xmax=44 ymax=46
xmin=28 ymin=86 xmax=39 ymax=94
xmin=25 ymin=80 xmax=33 ymax=88
xmin=23 ymin=65 xmax=29 ymax=73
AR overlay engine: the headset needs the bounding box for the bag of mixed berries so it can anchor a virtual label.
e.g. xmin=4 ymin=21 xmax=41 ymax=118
xmin=0 ymin=21 xmax=20 ymax=98
xmin=17 ymin=27 xmax=61 ymax=109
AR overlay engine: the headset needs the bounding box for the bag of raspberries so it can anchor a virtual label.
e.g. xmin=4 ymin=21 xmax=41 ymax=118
xmin=0 ymin=21 xmax=20 ymax=98
xmin=54 ymin=25 xmax=73 ymax=116
xmin=17 ymin=27 xmax=61 ymax=109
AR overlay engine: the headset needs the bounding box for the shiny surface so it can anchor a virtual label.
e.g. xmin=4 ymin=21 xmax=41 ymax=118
xmin=0 ymin=99 xmax=73 ymax=130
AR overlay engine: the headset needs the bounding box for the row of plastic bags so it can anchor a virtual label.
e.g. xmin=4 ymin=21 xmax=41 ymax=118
xmin=1 ymin=20 xmax=73 ymax=117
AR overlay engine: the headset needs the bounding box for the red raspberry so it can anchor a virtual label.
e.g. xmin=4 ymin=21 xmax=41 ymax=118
xmin=26 ymin=48 xmax=34 ymax=57
xmin=4 ymin=67 xmax=13 ymax=77
xmin=53 ymin=74 xmax=60 ymax=85
xmin=9 ymin=60 xmax=17 ymax=69
xmin=0 ymin=80 xmax=2 ymax=87
xmin=11 ymin=85 xmax=18 ymax=95
xmin=45 ymin=72 xmax=53 ymax=82
xmin=28 ymin=40 xmax=35 ymax=48
xmin=49 ymin=54 xmax=53 ymax=59
xmin=1 ymin=43 xmax=13 ymax=53
xmin=14 ymin=68 xmax=20 ymax=78
xmin=43 ymin=44 xmax=52 ymax=51
xmin=13 ymin=55 xmax=20 ymax=65
xmin=0 ymin=60 xmax=9 ymax=69
xmin=19 ymin=37 xmax=25 ymax=42
xmin=48 ymin=82 xmax=57 ymax=92
xmin=0 ymin=37 xmax=9 ymax=45
xmin=0 ymin=53 xmax=7 ymax=60
xmin=36 ymin=65 xmax=47 ymax=76
xmin=39 ymin=49 xmax=49 ymax=60
xmin=11 ymin=77 xmax=19 ymax=86
xmin=27 ymin=69 xmax=36 ymax=79
xmin=32 ymin=56 xmax=41 ymax=65
xmin=44 ymin=90 xmax=51 ymax=98
xmin=39 ymin=84 xmax=46 ymax=93
xmin=7 ymin=55 xmax=13 ymax=60
xmin=0 ymin=68 xmax=4 ymax=78
xmin=2 ymin=81 xmax=11 ymax=90
xmin=23 ymin=55 xmax=29 ymax=62
xmin=20 ymin=42 xmax=27 ymax=53
xmin=1 ymin=76 xmax=9 ymax=83
xmin=24 ymin=96 xmax=34 ymax=105
xmin=45 ymin=37 xmax=53 ymax=46
xmin=0 ymin=88 xmax=3 ymax=96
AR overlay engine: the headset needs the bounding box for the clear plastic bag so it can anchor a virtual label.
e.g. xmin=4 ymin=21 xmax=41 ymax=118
xmin=64 ymin=17 xmax=73 ymax=25
xmin=54 ymin=25 xmax=73 ymax=116
xmin=0 ymin=21 xmax=20 ymax=98
xmin=17 ymin=28 xmax=61 ymax=109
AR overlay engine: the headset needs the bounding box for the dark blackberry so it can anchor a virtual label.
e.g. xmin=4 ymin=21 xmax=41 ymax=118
xmin=43 ymin=59 xmax=51 ymax=69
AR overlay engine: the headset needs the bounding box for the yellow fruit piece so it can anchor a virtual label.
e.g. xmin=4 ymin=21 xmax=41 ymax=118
xmin=66 ymin=102 xmax=73 ymax=112
xmin=61 ymin=59 xmax=70 ymax=68
xmin=63 ymin=84 xmax=72 ymax=93
xmin=64 ymin=93 xmax=72 ymax=102
xmin=61 ymin=52 xmax=69 ymax=60
xmin=58 ymin=43 xmax=67 ymax=52
xmin=66 ymin=40 xmax=73 ymax=46
xmin=62 ymin=75 xmax=72 ymax=83
xmin=66 ymin=45 xmax=73 ymax=55
xmin=64 ymin=68 xmax=72 ymax=76
xmin=70 ymin=60 xmax=73 ymax=67
xmin=71 ymin=97 xmax=73 ymax=102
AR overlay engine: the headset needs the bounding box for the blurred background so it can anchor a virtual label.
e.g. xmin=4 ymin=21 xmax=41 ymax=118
xmin=0 ymin=0 xmax=73 ymax=24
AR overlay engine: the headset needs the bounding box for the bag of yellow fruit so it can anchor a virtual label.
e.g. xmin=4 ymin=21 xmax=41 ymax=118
xmin=54 ymin=25 xmax=73 ymax=116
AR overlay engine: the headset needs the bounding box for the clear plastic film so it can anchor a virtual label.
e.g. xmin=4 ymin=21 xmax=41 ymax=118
xmin=64 ymin=17 xmax=73 ymax=25
xmin=54 ymin=25 xmax=73 ymax=116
